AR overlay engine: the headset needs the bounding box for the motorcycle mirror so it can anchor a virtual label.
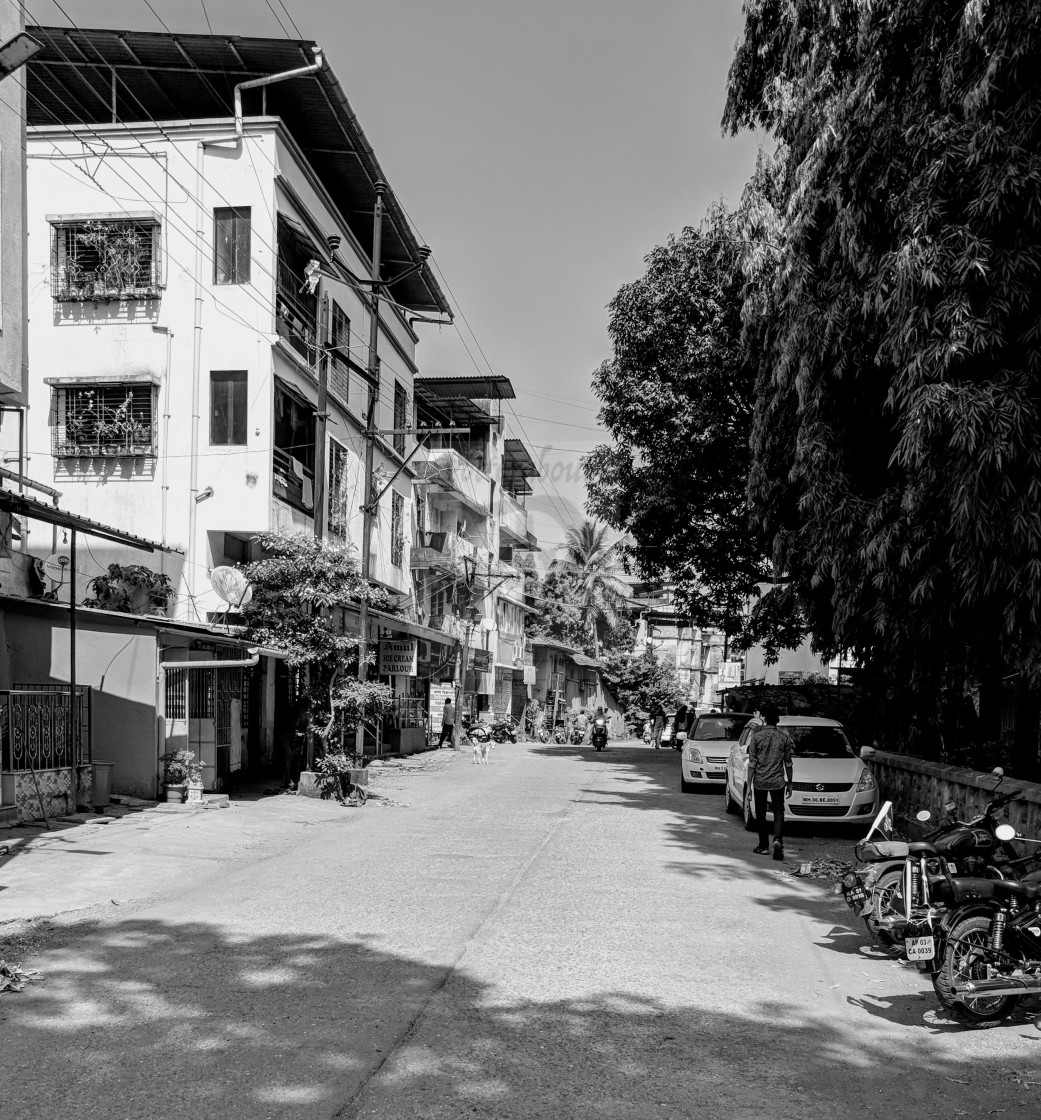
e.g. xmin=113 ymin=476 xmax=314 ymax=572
xmin=859 ymin=746 xmax=876 ymax=760
xmin=995 ymin=824 xmax=1017 ymax=842
xmin=992 ymin=767 xmax=1004 ymax=777
xmin=915 ymin=810 xmax=932 ymax=822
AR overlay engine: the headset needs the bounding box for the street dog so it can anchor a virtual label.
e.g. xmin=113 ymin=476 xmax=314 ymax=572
xmin=472 ymin=739 xmax=491 ymax=765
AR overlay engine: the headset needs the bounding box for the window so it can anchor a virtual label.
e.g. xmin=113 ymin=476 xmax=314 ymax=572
xmin=328 ymin=440 xmax=350 ymax=542
xmin=214 ymin=207 xmax=251 ymax=284
xmin=393 ymin=382 xmax=408 ymax=456
xmin=391 ymin=491 xmax=405 ymax=568
xmin=329 ymin=301 xmax=351 ymax=405
xmin=210 ymin=371 xmax=247 ymax=445
xmin=51 ymin=218 xmax=161 ymax=301
xmin=52 ymin=383 xmax=156 ymax=458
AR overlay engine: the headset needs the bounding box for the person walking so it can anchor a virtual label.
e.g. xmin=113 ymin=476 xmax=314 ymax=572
xmin=748 ymin=703 xmax=793 ymax=860
xmin=651 ymin=709 xmax=665 ymax=750
xmin=438 ymin=697 xmax=456 ymax=749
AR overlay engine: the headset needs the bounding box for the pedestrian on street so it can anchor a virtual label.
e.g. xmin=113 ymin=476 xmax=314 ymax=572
xmin=748 ymin=702 xmax=793 ymax=860
xmin=438 ymin=697 xmax=456 ymax=748
xmin=651 ymin=709 xmax=665 ymax=749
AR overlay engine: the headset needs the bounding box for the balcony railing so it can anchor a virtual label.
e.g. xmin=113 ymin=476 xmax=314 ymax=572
xmin=275 ymin=259 xmax=318 ymax=363
xmin=410 ymin=530 xmax=478 ymax=570
xmin=272 ymin=447 xmax=314 ymax=514
xmin=414 ymin=449 xmax=492 ymax=515
xmin=499 ymin=490 xmax=529 ymax=544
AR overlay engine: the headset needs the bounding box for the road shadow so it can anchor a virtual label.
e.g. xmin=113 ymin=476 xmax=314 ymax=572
xmin=1 ymin=914 xmax=1036 ymax=1119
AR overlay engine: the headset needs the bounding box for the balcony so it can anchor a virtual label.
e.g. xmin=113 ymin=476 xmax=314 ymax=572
xmin=499 ymin=490 xmax=529 ymax=545
xmin=414 ymin=449 xmax=492 ymax=515
xmin=275 ymin=259 xmax=317 ymax=364
xmin=272 ymin=447 xmax=314 ymax=515
xmin=410 ymin=530 xmax=477 ymax=571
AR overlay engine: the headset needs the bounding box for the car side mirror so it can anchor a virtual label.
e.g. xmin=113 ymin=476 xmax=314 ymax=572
xmin=915 ymin=810 xmax=932 ymax=823
xmin=860 ymin=746 xmax=876 ymax=760
xmin=995 ymin=824 xmax=1017 ymax=842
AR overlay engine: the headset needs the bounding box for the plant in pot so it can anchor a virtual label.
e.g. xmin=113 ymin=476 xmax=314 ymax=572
xmin=85 ymin=563 xmax=174 ymax=616
xmin=160 ymin=749 xmax=198 ymax=803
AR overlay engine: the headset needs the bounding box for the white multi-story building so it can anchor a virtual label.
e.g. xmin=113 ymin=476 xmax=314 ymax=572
xmin=18 ymin=27 xmax=451 ymax=625
xmin=412 ymin=376 xmax=540 ymax=721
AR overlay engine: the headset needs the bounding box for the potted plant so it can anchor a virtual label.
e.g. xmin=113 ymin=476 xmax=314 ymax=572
xmin=160 ymin=749 xmax=193 ymax=803
xmin=185 ymin=753 xmax=205 ymax=803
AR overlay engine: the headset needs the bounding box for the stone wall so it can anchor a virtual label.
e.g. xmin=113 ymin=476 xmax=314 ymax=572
xmin=871 ymin=750 xmax=1041 ymax=839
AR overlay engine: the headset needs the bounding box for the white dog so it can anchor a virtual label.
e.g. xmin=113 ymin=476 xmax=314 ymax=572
xmin=472 ymin=739 xmax=491 ymax=765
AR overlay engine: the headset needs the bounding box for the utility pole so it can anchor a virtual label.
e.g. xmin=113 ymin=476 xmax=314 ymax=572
xmin=355 ymin=182 xmax=385 ymax=757
xmin=313 ymin=292 xmax=330 ymax=540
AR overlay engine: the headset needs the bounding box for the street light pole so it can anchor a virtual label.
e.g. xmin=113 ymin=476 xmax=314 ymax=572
xmin=355 ymin=182 xmax=385 ymax=756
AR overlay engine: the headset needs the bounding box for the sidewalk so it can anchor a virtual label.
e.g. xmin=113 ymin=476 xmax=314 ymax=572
xmin=0 ymin=749 xmax=463 ymax=927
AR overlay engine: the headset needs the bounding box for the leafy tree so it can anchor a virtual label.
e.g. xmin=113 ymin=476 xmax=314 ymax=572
xmin=241 ymin=532 xmax=395 ymax=746
xmin=601 ymin=648 xmax=684 ymax=720
xmin=584 ymin=202 xmax=774 ymax=640
xmin=724 ymin=0 xmax=1041 ymax=773
xmin=556 ymin=521 xmax=630 ymax=658
xmin=525 ymin=559 xmax=635 ymax=659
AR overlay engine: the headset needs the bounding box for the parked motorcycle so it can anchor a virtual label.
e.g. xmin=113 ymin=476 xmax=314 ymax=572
xmin=553 ymin=724 xmax=567 ymax=744
xmin=841 ymin=771 xmax=1025 ymax=954
xmin=489 ymin=718 xmax=518 ymax=744
xmin=462 ymin=717 xmax=491 ymax=745
xmin=591 ymin=717 xmax=608 ymax=751
xmin=570 ymin=726 xmax=585 ymax=745
xmin=928 ymin=824 xmax=1041 ymax=1027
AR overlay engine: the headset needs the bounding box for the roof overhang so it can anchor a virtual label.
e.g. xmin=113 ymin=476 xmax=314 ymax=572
xmin=0 ymin=488 xmax=176 ymax=552
xmin=25 ymin=26 xmax=450 ymax=316
xmin=414 ymin=376 xmax=516 ymax=402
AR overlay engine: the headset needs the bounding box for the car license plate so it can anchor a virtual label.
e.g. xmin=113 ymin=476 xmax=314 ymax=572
xmin=802 ymin=796 xmax=841 ymax=804
xmin=905 ymin=936 xmax=935 ymax=961
xmin=844 ymin=885 xmax=867 ymax=905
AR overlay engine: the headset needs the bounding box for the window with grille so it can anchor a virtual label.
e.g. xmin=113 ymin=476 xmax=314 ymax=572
xmin=328 ymin=439 xmax=351 ymax=542
xmin=393 ymin=382 xmax=407 ymax=456
xmin=52 ymin=383 xmax=157 ymax=458
xmin=329 ymin=301 xmax=351 ymax=406
xmin=391 ymin=490 xmax=405 ymax=568
xmin=213 ymin=207 xmax=251 ymax=285
xmin=51 ymin=218 xmax=161 ymax=301
xmin=210 ymin=371 xmax=247 ymax=445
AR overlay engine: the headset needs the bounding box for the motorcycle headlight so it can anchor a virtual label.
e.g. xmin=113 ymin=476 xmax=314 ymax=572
xmin=841 ymin=873 xmax=859 ymax=890
xmin=857 ymin=769 xmax=876 ymax=793
xmin=687 ymin=748 xmax=703 ymax=763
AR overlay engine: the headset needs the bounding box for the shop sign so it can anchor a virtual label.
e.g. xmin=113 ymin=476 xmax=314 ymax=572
xmin=777 ymin=670 xmax=805 ymax=686
xmin=471 ymin=648 xmax=493 ymax=672
xmin=379 ymin=639 xmax=418 ymax=676
xmin=429 ymin=683 xmax=455 ymax=735
xmin=523 ymin=666 xmax=536 ymax=686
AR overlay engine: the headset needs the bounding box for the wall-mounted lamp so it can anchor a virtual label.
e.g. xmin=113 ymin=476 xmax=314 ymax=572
xmin=195 ymin=486 xmax=214 ymax=503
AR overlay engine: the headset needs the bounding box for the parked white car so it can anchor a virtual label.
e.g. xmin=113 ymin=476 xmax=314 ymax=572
xmin=723 ymin=715 xmax=878 ymax=829
xmin=680 ymin=712 xmax=754 ymax=791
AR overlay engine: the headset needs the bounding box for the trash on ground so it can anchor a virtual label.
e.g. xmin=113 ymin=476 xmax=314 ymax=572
xmin=0 ymin=960 xmax=43 ymax=993
xmin=791 ymin=856 xmax=853 ymax=881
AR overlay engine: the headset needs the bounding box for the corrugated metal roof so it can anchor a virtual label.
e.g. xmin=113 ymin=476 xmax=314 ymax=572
xmin=414 ymin=376 xmax=517 ymax=401
xmin=0 ymin=488 xmax=175 ymax=551
xmin=25 ymin=25 xmax=450 ymax=315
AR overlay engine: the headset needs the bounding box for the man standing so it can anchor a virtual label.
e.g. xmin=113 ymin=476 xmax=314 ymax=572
xmin=748 ymin=703 xmax=793 ymax=860
xmin=438 ymin=697 xmax=456 ymax=749
xmin=651 ymin=709 xmax=665 ymax=750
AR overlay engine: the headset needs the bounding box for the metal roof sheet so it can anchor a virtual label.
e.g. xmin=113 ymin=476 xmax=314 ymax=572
xmin=0 ymin=488 xmax=176 ymax=552
xmin=414 ymin=376 xmax=517 ymax=401
xmin=25 ymin=25 xmax=450 ymax=315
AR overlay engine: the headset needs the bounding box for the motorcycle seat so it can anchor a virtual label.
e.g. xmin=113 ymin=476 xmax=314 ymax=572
xmin=993 ymin=878 xmax=1041 ymax=902
xmin=907 ymin=842 xmax=938 ymax=856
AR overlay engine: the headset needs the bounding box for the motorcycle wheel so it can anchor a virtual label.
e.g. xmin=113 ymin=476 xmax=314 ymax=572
xmin=932 ymin=914 xmax=1018 ymax=1027
xmin=863 ymin=869 xmax=905 ymax=957
xmin=742 ymin=786 xmax=757 ymax=833
xmin=724 ymin=782 xmax=740 ymax=816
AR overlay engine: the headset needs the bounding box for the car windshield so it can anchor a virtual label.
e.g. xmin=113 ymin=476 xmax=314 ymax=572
xmin=692 ymin=716 xmax=751 ymax=742
xmin=785 ymin=726 xmax=852 ymax=758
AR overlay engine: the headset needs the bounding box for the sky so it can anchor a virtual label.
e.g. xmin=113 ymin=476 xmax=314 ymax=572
xmin=29 ymin=0 xmax=764 ymax=557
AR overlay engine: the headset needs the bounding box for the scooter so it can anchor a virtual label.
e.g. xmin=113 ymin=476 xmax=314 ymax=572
xmin=553 ymin=724 xmax=567 ymax=744
xmin=591 ymin=717 xmax=608 ymax=751
xmin=489 ymin=718 xmax=518 ymax=743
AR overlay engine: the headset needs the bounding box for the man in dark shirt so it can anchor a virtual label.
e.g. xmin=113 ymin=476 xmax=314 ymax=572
xmin=747 ymin=703 xmax=794 ymax=860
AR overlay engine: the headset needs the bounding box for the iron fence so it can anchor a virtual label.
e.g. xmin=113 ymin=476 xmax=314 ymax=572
xmin=0 ymin=686 xmax=92 ymax=771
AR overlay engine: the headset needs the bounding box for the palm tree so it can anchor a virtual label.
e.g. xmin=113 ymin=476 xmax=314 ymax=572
xmin=556 ymin=520 xmax=629 ymax=658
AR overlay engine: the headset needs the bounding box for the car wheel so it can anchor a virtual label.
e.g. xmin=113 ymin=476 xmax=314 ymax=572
xmin=742 ymin=785 xmax=757 ymax=832
xmin=724 ymin=781 xmax=740 ymax=816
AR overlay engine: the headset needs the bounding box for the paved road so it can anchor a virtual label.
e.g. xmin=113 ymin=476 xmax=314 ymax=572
xmin=3 ymin=742 xmax=1040 ymax=1119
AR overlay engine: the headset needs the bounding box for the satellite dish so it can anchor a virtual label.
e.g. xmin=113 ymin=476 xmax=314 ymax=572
xmin=210 ymin=566 xmax=253 ymax=608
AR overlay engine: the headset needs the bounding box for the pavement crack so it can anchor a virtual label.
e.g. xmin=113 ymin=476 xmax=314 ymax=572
xmin=332 ymin=781 xmax=593 ymax=1119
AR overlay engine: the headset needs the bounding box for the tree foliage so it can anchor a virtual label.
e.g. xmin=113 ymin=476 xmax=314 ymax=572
xmin=584 ymin=202 xmax=773 ymax=636
xmin=601 ymin=648 xmax=684 ymax=719
xmin=725 ymin=0 xmax=1041 ymax=768
xmin=241 ymin=533 xmax=395 ymax=740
